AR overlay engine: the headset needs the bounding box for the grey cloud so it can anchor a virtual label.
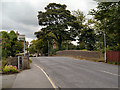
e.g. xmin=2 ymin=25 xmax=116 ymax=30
xmin=2 ymin=2 xmax=39 ymax=26
xmin=1 ymin=0 xmax=97 ymax=43
xmin=1 ymin=2 xmax=41 ymax=40
xmin=2 ymin=15 xmax=39 ymax=39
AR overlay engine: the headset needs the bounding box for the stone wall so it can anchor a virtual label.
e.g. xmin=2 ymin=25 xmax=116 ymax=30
xmin=8 ymin=57 xmax=18 ymax=66
xmin=56 ymin=50 xmax=104 ymax=60
xmin=0 ymin=61 xmax=2 ymax=71
xmin=22 ymin=56 xmax=30 ymax=70
xmin=8 ymin=56 xmax=30 ymax=70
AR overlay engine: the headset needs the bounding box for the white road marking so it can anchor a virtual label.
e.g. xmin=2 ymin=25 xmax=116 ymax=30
xmin=100 ymin=70 xmax=120 ymax=76
xmin=34 ymin=64 xmax=58 ymax=89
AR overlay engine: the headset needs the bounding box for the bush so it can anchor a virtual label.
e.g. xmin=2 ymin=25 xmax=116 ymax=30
xmin=3 ymin=65 xmax=19 ymax=74
xmin=29 ymin=59 xmax=32 ymax=63
xmin=107 ymin=61 xmax=120 ymax=65
xmin=2 ymin=59 xmax=8 ymax=69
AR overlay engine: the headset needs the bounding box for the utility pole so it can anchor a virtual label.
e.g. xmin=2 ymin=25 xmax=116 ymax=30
xmin=104 ymin=32 xmax=107 ymax=63
xmin=104 ymin=18 xmax=107 ymax=63
xmin=48 ymin=40 xmax=49 ymax=56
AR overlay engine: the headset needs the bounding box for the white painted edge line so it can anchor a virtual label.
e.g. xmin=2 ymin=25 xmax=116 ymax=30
xmin=34 ymin=64 xmax=58 ymax=89
xmin=100 ymin=70 xmax=120 ymax=76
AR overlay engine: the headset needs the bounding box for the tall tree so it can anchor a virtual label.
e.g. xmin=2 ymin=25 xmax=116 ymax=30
xmin=1 ymin=31 xmax=10 ymax=58
xmin=29 ymin=39 xmax=48 ymax=56
xmin=71 ymin=10 xmax=86 ymax=38
xmin=1 ymin=31 xmax=24 ymax=58
xmin=72 ymin=10 xmax=96 ymax=50
xmin=29 ymin=40 xmax=37 ymax=55
xmin=72 ymin=9 xmax=86 ymax=26
xmin=35 ymin=3 xmax=76 ymax=50
xmin=78 ymin=27 xmax=96 ymax=51
xmin=89 ymin=2 xmax=120 ymax=50
xmin=8 ymin=30 xmax=17 ymax=56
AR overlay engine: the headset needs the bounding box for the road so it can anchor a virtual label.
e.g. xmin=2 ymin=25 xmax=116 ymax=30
xmin=31 ymin=57 xmax=118 ymax=88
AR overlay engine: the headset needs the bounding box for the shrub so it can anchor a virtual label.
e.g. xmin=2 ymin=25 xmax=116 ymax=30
xmin=2 ymin=59 xmax=8 ymax=69
xmin=3 ymin=65 xmax=18 ymax=74
xmin=29 ymin=59 xmax=32 ymax=63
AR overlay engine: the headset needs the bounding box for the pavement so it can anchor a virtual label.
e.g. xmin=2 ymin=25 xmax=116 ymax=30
xmin=2 ymin=74 xmax=17 ymax=88
xmin=31 ymin=57 xmax=119 ymax=88
xmin=2 ymin=63 xmax=53 ymax=88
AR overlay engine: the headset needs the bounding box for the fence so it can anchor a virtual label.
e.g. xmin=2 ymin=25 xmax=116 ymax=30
xmin=106 ymin=51 xmax=120 ymax=63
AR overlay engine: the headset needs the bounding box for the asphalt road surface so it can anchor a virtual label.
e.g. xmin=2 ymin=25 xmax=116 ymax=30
xmin=31 ymin=57 xmax=119 ymax=88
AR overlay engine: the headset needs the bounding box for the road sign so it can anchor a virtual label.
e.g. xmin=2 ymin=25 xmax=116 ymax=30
xmin=18 ymin=35 xmax=25 ymax=41
xmin=53 ymin=43 xmax=56 ymax=49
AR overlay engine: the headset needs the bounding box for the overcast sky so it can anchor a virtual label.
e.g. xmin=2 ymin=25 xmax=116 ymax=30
xmin=0 ymin=0 xmax=98 ymax=44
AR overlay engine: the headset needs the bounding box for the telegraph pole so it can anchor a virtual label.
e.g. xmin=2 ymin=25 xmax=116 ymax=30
xmin=104 ymin=19 xmax=107 ymax=63
xmin=48 ymin=40 xmax=49 ymax=56
xmin=104 ymin=32 xmax=107 ymax=63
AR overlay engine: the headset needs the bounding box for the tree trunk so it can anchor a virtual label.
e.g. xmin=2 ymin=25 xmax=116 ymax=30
xmin=58 ymin=41 xmax=62 ymax=50
xmin=57 ymin=35 xmax=62 ymax=50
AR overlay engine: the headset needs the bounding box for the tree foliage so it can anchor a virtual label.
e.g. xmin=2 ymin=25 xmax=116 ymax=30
xmin=35 ymin=3 xmax=77 ymax=50
xmin=29 ymin=39 xmax=48 ymax=56
xmin=1 ymin=31 xmax=24 ymax=58
xmin=89 ymin=2 xmax=120 ymax=51
xmin=72 ymin=10 xmax=96 ymax=51
xmin=33 ymin=2 xmax=120 ymax=53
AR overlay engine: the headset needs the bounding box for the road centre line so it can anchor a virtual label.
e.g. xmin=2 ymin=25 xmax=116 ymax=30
xmin=34 ymin=64 xmax=58 ymax=89
xmin=100 ymin=70 xmax=120 ymax=76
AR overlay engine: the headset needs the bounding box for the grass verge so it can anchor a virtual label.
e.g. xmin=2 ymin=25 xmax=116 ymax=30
xmin=107 ymin=61 xmax=120 ymax=65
